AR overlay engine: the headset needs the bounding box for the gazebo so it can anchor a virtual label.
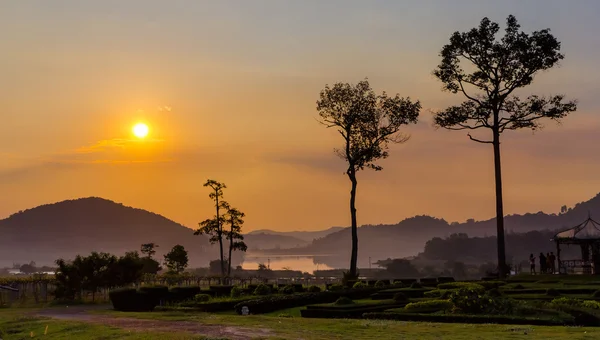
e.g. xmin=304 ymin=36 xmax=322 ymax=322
xmin=553 ymin=215 xmax=600 ymax=274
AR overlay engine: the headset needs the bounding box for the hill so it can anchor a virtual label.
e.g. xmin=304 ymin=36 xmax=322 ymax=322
xmin=0 ymin=197 xmax=211 ymax=267
xmin=247 ymin=227 xmax=345 ymax=243
xmin=243 ymin=233 xmax=309 ymax=250
xmin=259 ymin=193 xmax=600 ymax=267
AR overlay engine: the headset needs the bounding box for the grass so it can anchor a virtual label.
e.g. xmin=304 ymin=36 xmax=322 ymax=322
xmin=0 ymin=310 xmax=210 ymax=339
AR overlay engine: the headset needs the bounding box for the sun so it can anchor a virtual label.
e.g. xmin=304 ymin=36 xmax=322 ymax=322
xmin=132 ymin=123 xmax=149 ymax=138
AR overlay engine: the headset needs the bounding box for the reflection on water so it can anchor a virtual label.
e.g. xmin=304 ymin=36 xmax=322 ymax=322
xmin=241 ymin=254 xmax=334 ymax=273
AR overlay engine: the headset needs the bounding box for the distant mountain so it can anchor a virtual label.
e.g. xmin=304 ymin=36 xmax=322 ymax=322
xmin=247 ymin=226 xmax=346 ymax=242
xmin=259 ymin=193 xmax=600 ymax=267
xmin=0 ymin=197 xmax=213 ymax=267
xmin=242 ymin=233 xmax=308 ymax=250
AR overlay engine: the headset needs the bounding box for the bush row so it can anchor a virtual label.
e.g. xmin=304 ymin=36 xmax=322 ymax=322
xmin=301 ymin=304 xmax=404 ymax=319
xmin=233 ymin=287 xmax=380 ymax=315
xmin=363 ymin=312 xmax=573 ymax=326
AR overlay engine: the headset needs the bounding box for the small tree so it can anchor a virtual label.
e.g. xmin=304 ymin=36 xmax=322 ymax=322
xmin=196 ymin=180 xmax=227 ymax=278
xmin=433 ymin=15 xmax=577 ymax=277
xmin=317 ymin=79 xmax=420 ymax=277
xmin=223 ymin=204 xmax=248 ymax=276
xmin=163 ymin=245 xmax=189 ymax=274
xmin=141 ymin=243 xmax=158 ymax=258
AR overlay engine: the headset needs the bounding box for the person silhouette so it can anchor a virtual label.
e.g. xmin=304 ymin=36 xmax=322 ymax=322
xmin=529 ymin=254 xmax=536 ymax=275
xmin=539 ymin=253 xmax=547 ymax=273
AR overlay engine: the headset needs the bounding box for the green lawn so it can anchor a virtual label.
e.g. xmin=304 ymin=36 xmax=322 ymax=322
xmin=0 ymin=304 xmax=599 ymax=339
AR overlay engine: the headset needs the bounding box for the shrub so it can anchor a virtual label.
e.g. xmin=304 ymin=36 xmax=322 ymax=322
xmin=234 ymin=287 xmax=379 ymax=314
xmin=476 ymin=280 xmax=506 ymax=290
xmin=546 ymin=288 xmax=560 ymax=297
xmin=333 ymin=297 xmax=354 ymax=305
xmin=167 ymin=286 xmax=201 ymax=302
xmin=487 ymin=288 xmax=502 ymax=297
xmin=404 ymin=299 xmax=453 ymax=313
xmin=353 ymin=282 xmax=367 ymax=289
xmin=230 ymin=286 xmax=243 ymax=298
xmin=138 ymin=285 xmax=169 ymax=302
xmin=342 ymin=270 xmax=359 ymax=287
xmin=593 ymin=290 xmax=600 ymax=298
xmin=392 ymin=281 xmax=405 ymax=287
xmin=280 ymin=285 xmax=296 ymax=295
xmin=437 ymin=282 xmax=484 ymax=291
xmin=308 ymin=285 xmax=322 ymax=293
xmin=393 ymin=292 xmax=408 ymax=303
xmin=328 ymin=284 xmax=344 ymax=291
xmin=424 ymin=289 xmax=455 ymax=299
xmin=363 ymin=312 xmax=573 ymax=326
xmin=437 ymin=277 xmax=455 ymax=284
xmin=374 ymin=280 xmax=386 ymax=288
xmin=582 ymin=301 xmax=600 ymax=310
xmin=209 ymin=285 xmax=234 ymax=297
xmin=513 ymin=284 xmax=525 ymax=289
xmin=194 ymin=294 xmax=211 ymax=302
xmin=410 ymin=282 xmax=423 ymax=289
xmin=177 ymin=296 xmax=254 ymax=312
xmin=254 ymin=283 xmax=271 ymax=296
xmin=449 ymin=288 xmax=513 ymax=315
xmin=109 ymin=288 xmax=158 ymax=312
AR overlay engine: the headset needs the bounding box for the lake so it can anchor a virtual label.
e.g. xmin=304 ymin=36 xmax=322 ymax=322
xmin=240 ymin=254 xmax=335 ymax=273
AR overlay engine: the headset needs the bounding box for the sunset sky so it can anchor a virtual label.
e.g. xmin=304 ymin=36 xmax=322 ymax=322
xmin=2 ymin=1 xmax=600 ymax=232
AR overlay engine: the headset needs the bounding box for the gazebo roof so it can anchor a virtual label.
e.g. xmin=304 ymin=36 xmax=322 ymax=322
xmin=554 ymin=215 xmax=600 ymax=241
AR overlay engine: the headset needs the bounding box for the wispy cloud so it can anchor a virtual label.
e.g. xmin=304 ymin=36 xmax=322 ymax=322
xmin=75 ymin=138 xmax=164 ymax=154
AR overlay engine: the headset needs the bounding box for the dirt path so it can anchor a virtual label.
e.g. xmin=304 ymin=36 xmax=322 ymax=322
xmin=34 ymin=306 xmax=274 ymax=340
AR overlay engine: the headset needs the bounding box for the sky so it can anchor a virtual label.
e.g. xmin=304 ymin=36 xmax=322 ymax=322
xmin=2 ymin=0 xmax=600 ymax=232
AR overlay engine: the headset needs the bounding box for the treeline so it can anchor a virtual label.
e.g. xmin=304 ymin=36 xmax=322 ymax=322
xmin=420 ymin=230 xmax=578 ymax=265
xmin=54 ymin=243 xmax=189 ymax=301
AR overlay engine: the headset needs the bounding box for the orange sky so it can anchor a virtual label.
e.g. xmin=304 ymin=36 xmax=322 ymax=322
xmin=2 ymin=1 xmax=600 ymax=231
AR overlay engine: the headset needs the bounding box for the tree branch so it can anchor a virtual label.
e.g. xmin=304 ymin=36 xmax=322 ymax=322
xmin=468 ymin=133 xmax=493 ymax=144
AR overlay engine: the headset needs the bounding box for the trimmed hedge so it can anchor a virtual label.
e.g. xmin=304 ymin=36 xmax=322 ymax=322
xmin=234 ymin=288 xmax=380 ymax=315
xmin=167 ymin=286 xmax=202 ymax=302
xmin=503 ymin=288 xmax=597 ymax=295
xmin=109 ymin=288 xmax=158 ymax=312
xmin=437 ymin=282 xmax=484 ymax=290
xmin=301 ymin=303 xmax=405 ymax=319
xmin=437 ymin=277 xmax=455 ymax=284
xmin=403 ymin=299 xmax=453 ymax=313
xmin=209 ymin=285 xmax=234 ymax=297
xmin=363 ymin=312 xmax=574 ymax=326
xmin=419 ymin=278 xmax=438 ymax=286
xmin=371 ymin=288 xmax=431 ymax=300
xmin=177 ymin=296 xmax=255 ymax=312
xmin=138 ymin=285 xmax=169 ymax=303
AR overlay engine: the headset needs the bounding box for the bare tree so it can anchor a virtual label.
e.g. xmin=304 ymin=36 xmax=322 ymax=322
xmin=433 ymin=15 xmax=577 ymax=277
xmin=316 ymin=79 xmax=420 ymax=278
xmin=195 ymin=180 xmax=227 ymax=278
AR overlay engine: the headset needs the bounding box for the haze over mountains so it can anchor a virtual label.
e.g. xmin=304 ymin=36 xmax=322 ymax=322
xmin=1 ymin=193 xmax=599 ymax=268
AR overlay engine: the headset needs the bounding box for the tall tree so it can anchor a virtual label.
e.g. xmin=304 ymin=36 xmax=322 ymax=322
xmin=432 ymin=15 xmax=577 ymax=277
xmin=316 ymin=79 xmax=420 ymax=278
xmin=195 ymin=180 xmax=227 ymax=278
xmin=163 ymin=245 xmax=189 ymax=274
xmin=141 ymin=243 xmax=158 ymax=258
xmin=222 ymin=204 xmax=248 ymax=276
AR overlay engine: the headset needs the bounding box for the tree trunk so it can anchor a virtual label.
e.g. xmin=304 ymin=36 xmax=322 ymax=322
xmin=216 ymin=194 xmax=225 ymax=281
xmin=492 ymin=126 xmax=507 ymax=278
xmin=348 ymin=172 xmax=359 ymax=277
xmin=228 ymin=222 xmax=233 ymax=277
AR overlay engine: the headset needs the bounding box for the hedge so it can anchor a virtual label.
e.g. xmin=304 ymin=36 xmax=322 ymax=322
xmin=138 ymin=285 xmax=169 ymax=303
xmin=234 ymin=288 xmax=380 ymax=315
xmin=167 ymin=286 xmax=202 ymax=302
xmin=371 ymin=288 xmax=432 ymax=300
xmin=503 ymin=288 xmax=597 ymax=295
xmin=403 ymin=299 xmax=453 ymax=313
xmin=437 ymin=277 xmax=455 ymax=284
xmin=419 ymin=278 xmax=438 ymax=286
xmin=109 ymin=288 xmax=158 ymax=312
xmin=437 ymin=282 xmax=484 ymax=290
xmin=177 ymin=296 xmax=255 ymax=312
xmin=363 ymin=312 xmax=574 ymax=326
xmin=209 ymin=285 xmax=234 ymax=296
xmin=301 ymin=303 xmax=405 ymax=319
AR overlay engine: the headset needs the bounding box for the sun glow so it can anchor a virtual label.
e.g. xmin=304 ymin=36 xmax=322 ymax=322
xmin=132 ymin=123 xmax=149 ymax=138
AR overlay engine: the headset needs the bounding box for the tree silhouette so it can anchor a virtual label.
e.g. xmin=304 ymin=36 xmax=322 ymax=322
xmin=195 ymin=179 xmax=227 ymax=278
xmin=316 ymin=79 xmax=420 ymax=277
xmin=141 ymin=243 xmax=158 ymax=258
xmin=433 ymin=15 xmax=577 ymax=277
xmin=221 ymin=203 xmax=248 ymax=277
xmin=163 ymin=244 xmax=189 ymax=274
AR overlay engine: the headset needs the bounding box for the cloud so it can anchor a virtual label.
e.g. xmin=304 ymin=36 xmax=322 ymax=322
xmin=75 ymin=138 xmax=164 ymax=154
